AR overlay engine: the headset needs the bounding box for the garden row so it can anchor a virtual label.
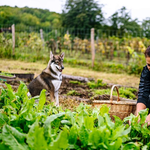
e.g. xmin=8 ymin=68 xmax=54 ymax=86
xmin=0 ymin=82 xmax=150 ymax=149
xmin=0 ymin=32 xmax=147 ymax=75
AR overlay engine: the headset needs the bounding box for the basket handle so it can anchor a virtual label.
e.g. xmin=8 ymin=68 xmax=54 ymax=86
xmin=110 ymin=85 xmax=120 ymax=102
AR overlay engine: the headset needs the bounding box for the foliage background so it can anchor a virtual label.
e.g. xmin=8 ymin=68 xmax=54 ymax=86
xmin=1 ymin=0 xmax=150 ymax=75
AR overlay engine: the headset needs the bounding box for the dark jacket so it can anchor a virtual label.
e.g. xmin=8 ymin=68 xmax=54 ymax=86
xmin=137 ymin=65 xmax=150 ymax=110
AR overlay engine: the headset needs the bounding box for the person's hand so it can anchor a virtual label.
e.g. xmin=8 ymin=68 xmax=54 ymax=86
xmin=146 ymin=114 xmax=150 ymax=126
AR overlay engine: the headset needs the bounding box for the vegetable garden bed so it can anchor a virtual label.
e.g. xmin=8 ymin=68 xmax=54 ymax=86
xmin=0 ymin=73 xmax=138 ymax=110
xmin=0 ymin=81 xmax=150 ymax=149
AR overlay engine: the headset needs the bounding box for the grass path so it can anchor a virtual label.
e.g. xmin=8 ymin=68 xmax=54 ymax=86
xmin=0 ymin=59 xmax=140 ymax=88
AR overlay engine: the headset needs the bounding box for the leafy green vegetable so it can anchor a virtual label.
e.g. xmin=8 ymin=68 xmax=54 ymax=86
xmin=67 ymin=90 xmax=81 ymax=96
xmin=69 ymin=80 xmax=81 ymax=85
xmin=93 ymin=87 xmax=137 ymax=100
xmin=2 ymin=125 xmax=28 ymax=150
xmin=27 ymin=121 xmax=47 ymax=150
xmin=87 ymin=79 xmax=107 ymax=89
xmin=0 ymin=113 xmax=8 ymax=128
xmin=49 ymin=128 xmax=68 ymax=150
xmin=79 ymin=125 xmax=89 ymax=147
xmin=0 ymin=72 xmax=14 ymax=77
xmin=0 ymin=82 xmax=149 ymax=149
xmin=37 ymin=89 xmax=46 ymax=112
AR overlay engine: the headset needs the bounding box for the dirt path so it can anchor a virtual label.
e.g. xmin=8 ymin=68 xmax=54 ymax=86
xmin=0 ymin=59 xmax=140 ymax=88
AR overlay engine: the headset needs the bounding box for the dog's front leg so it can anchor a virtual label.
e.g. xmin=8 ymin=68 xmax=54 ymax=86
xmin=49 ymin=90 xmax=55 ymax=104
xmin=54 ymin=91 xmax=59 ymax=107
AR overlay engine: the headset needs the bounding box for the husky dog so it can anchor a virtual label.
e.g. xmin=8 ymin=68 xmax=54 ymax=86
xmin=27 ymin=51 xmax=65 ymax=106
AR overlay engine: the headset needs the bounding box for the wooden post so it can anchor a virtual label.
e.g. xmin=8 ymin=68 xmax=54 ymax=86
xmin=40 ymin=29 xmax=44 ymax=41
xmin=12 ymin=24 xmax=15 ymax=56
xmin=55 ymin=29 xmax=58 ymax=51
xmin=91 ymin=28 xmax=95 ymax=67
xmin=40 ymin=29 xmax=45 ymax=47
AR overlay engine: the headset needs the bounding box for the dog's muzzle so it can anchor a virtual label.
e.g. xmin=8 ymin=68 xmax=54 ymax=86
xmin=57 ymin=66 xmax=64 ymax=72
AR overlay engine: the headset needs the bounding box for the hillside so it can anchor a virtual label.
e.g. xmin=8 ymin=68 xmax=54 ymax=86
xmin=0 ymin=5 xmax=61 ymax=28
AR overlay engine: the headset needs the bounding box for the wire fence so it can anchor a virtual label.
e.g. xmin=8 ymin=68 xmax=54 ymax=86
xmin=0 ymin=24 xmax=149 ymax=66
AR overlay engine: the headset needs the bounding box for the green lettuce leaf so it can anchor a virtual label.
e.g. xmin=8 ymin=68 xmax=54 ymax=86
xmin=27 ymin=121 xmax=48 ymax=150
xmin=2 ymin=125 xmax=28 ymax=150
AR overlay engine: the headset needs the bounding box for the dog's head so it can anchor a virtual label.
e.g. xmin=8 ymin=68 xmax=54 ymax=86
xmin=49 ymin=51 xmax=65 ymax=72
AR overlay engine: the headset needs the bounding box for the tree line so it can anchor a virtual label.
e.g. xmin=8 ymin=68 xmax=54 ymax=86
xmin=0 ymin=0 xmax=150 ymax=38
xmin=0 ymin=5 xmax=61 ymax=29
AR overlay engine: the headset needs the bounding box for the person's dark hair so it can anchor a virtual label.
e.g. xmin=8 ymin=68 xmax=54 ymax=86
xmin=144 ymin=45 xmax=150 ymax=57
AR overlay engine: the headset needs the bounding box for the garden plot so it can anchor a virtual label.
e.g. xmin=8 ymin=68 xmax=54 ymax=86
xmin=0 ymin=73 xmax=138 ymax=112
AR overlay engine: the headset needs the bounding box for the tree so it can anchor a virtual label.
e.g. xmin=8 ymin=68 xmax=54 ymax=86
xmin=21 ymin=13 xmax=40 ymax=26
xmin=142 ymin=18 xmax=150 ymax=38
xmin=0 ymin=6 xmax=62 ymax=30
xmin=108 ymin=7 xmax=141 ymax=37
xmin=61 ymin=0 xmax=104 ymax=29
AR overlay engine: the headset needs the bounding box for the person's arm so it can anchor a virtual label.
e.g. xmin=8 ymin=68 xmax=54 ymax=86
xmin=136 ymin=66 xmax=150 ymax=125
xmin=137 ymin=66 xmax=150 ymax=109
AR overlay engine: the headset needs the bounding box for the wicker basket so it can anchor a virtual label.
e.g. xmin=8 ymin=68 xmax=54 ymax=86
xmin=92 ymin=85 xmax=137 ymax=120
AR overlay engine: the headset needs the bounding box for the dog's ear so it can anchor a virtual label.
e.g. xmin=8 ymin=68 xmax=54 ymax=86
xmin=50 ymin=51 xmax=54 ymax=61
xmin=60 ymin=52 xmax=65 ymax=59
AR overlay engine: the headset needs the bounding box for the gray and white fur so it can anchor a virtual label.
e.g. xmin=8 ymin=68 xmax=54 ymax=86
xmin=27 ymin=51 xmax=65 ymax=106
